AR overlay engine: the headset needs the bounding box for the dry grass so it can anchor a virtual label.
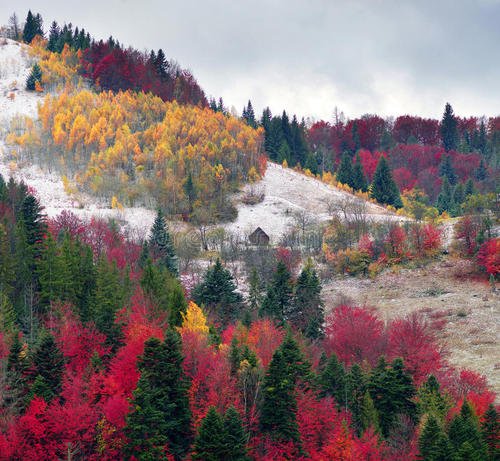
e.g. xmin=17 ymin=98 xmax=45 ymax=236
xmin=322 ymin=256 xmax=500 ymax=394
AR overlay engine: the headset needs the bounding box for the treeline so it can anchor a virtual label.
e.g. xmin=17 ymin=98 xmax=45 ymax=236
xmin=0 ymin=175 xmax=498 ymax=460
xmin=16 ymin=9 xmax=207 ymax=106
xmin=8 ymin=90 xmax=265 ymax=222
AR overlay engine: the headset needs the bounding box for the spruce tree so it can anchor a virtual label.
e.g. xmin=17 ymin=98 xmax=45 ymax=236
xmin=336 ymin=153 xmax=354 ymax=187
xmin=464 ymin=179 xmax=475 ymax=197
xmin=125 ymin=331 xmax=192 ymax=460
xmin=31 ymin=331 xmax=64 ymax=402
xmin=243 ymin=100 xmax=257 ymax=129
xmin=481 ymin=404 xmax=499 ymax=461
xmin=148 ymin=209 xmax=178 ymax=276
xmin=441 ymin=103 xmax=459 ymax=152
xmin=368 ymin=357 xmax=416 ymax=437
xmin=352 ymin=153 xmax=368 ymax=191
xmin=370 ymin=155 xmax=403 ymax=208
xmin=191 ymin=258 xmax=243 ymax=327
xmin=260 ymin=349 xmax=301 ymax=445
xmin=23 ymin=10 xmax=41 ymax=43
xmin=183 ymin=172 xmax=196 ymax=213
xmin=418 ymin=415 xmax=455 ymax=461
xmin=289 ymin=260 xmax=324 ymax=339
xmin=47 ymin=21 xmax=60 ymax=51
xmin=448 ymin=400 xmax=488 ymax=460
xmin=259 ymin=261 xmax=293 ymax=323
xmin=359 ymin=391 xmax=381 ymax=435
xmin=417 ymin=375 xmax=451 ymax=421
xmin=192 ymin=407 xmax=226 ymax=461
xmin=439 ymin=154 xmax=457 ymax=185
xmin=475 ymin=158 xmax=488 ymax=181
xmin=319 ymin=352 xmax=346 ymax=406
xmin=222 ymin=406 xmax=250 ymax=460
xmin=247 ymin=268 xmax=262 ymax=313
xmin=278 ymin=331 xmax=312 ymax=384
xmin=346 ymin=363 xmax=367 ymax=433
xmin=4 ymin=334 xmax=30 ymax=413
xmin=436 ymin=177 xmax=455 ymax=214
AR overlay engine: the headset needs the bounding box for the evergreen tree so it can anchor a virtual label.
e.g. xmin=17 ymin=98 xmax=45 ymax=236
xmin=47 ymin=21 xmax=60 ymax=51
xmin=464 ymin=178 xmax=475 ymax=197
xmin=183 ymin=172 xmax=196 ymax=213
xmin=346 ymin=363 xmax=367 ymax=433
xmin=318 ymin=352 xmax=346 ymax=406
xmin=439 ymin=154 xmax=457 ymax=185
xmin=475 ymin=158 xmax=488 ymax=181
xmin=436 ymin=177 xmax=456 ymax=214
xmin=259 ymin=260 xmax=293 ymax=323
xmin=23 ymin=10 xmax=43 ymax=43
xmin=336 ymin=153 xmax=354 ymax=187
xmin=148 ymin=209 xmax=178 ymax=276
xmin=260 ymin=349 xmax=301 ymax=445
xmin=242 ymin=100 xmax=257 ymax=129
xmin=247 ymin=268 xmax=262 ymax=313
xmin=31 ymin=331 xmax=64 ymax=402
xmin=448 ymin=400 xmax=488 ymax=459
xmin=417 ymin=375 xmax=451 ymax=422
xmin=360 ymin=391 xmax=381 ymax=435
xmin=370 ymin=156 xmax=403 ymax=208
xmin=352 ymin=153 xmax=368 ymax=191
xmin=481 ymin=404 xmax=499 ymax=461
xmin=91 ymin=257 xmax=124 ymax=348
xmin=191 ymin=258 xmax=243 ymax=327
xmin=222 ymin=406 xmax=250 ymax=460
xmin=368 ymin=357 xmax=416 ymax=437
xmin=140 ymin=259 xmax=187 ymax=327
xmin=441 ymin=103 xmax=459 ymax=152
xmin=418 ymin=415 xmax=455 ymax=461
xmin=4 ymin=334 xmax=30 ymax=413
xmin=125 ymin=331 xmax=192 ymax=460
xmin=289 ymin=260 xmax=324 ymax=339
xmin=351 ymin=121 xmax=361 ymax=153
xmin=278 ymin=331 xmax=312 ymax=384
xmin=154 ymin=49 xmax=168 ymax=79
xmin=192 ymin=407 xmax=226 ymax=461
xmin=20 ymin=194 xmax=46 ymax=249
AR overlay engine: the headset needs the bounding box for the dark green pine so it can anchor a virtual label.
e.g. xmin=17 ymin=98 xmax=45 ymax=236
xmin=336 ymin=153 xmax=354 ymax=187
xmin=125 ymin=331 xmax=192 ymax=460
xmin=352 ymin=153 xmax=368 ymax=192
xmin=260 ymin=349 xmax=301 ymax=445
xmin=222 ymin=406 xmax=250 ymax=460
xmin=192 ymin=407 xmax=226 ymax=461
xmin=440 ymin=103 xmax=459 ymax=152
xmin=418 ymin=415 xmax=455 ymax=461
xmin=318 ymin=352 xmax=346 ymax=406
xmin=148 ymin=209 xmax=178 ymax=276
xmin=259 ymin=260 xmax=293 ymax=323
xmin=481 ymin=404 xmax=499 ymax=461
xmin=192 ymin=258 xmax=242 ymax=327
xmin=370 ymin=155 xmax=402 ymax=208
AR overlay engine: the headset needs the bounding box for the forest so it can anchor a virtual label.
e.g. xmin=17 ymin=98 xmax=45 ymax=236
xmin=0 ymin=9 xmax=498 ymax=461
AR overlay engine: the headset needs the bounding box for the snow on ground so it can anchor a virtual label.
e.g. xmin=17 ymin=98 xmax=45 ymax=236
xmin=225 ymin=162 xmax=405 ymax=242
xmin=0 ymin=38 xmax=41 ymax=125
xmin=0 ymin=38 xmax=404 ymax=243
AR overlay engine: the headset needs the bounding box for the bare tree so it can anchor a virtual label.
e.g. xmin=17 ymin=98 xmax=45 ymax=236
xmin=8 ymin=13 xmax=20 ymax=40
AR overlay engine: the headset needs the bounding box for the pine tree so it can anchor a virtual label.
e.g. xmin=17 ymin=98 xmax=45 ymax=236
xmin=368 ymin=357 xmax=416 ymax=437
xmin=289 ymin=260 xmax=324 ymax=339
xmin=370 ymin=155 xmax=403 ymax=208
xmin=418 ymin=415 xmax=455 ymax=461
xmin=247 ymin=268 xmax=262 ymax=313
xmin=336 ymin=153 xmax=354 ymax=187
xmin=243 ymin=100 xmax=257 ymax=129
xmin=125 ymin=331 xmax=192 ymax=460
xmin=20 ymin=194 xmax=46 ymax=249
xmin=481 ymin=404 xmax=499 ymax=461
xmin=4 ymin=334 xmax=30 ymax=413
xmin=464 ymin=178 xmax=475 ymax=197
xmin=417 ymin=375 xmax=451 ymax=421
xmin=360 ymin=391 xmax=381 ymax=435
xmin=91 ymin=257 xmax=124 ymax=349
xmin=346 ymin=363 xmax=367 ymax=433
xmin=441 ymin=103 xmax=459 ymax=152
xmin=259 ymin=261 xmax=293 ymax=322
xmin=31 ymin=331 xmax=64 ymax=402
xmin=319 ymin=352 xmax=346 ymax=406
xmin=183 ymin=172 xmax=196 ymax=213
xmin=260 ymin=349 xmax=301 ymax=445
xmin=23 ymin=10 xmax=42 ymax=43
xmin=192 ymin=407 xmax=226 ymax=461
xmin=154 ymin=49 xmax=168 ymax=79
xmin=448 ymin=400 xmax=488 ymax=459
xmin=222 ymin=406 xmax=250 ymax=460
xmin=436 ymin=177 xmax=455 ymax=214
xmin=278 ymin=331 xmax=312 ymax=384
xmin=191 ymin=258 xmax=243 ymax=327
xmin=439 ymin=154 xmax=457 ymax=185
xmin=352 ymin=153 xmax=368 ymax=191
xmin=148 ymin=209 xmax=178 ymax=276
xmin=47 ymin=21 xmax=60 ymax=51
xmin=475 ymin=158 xmax=488 ymax=181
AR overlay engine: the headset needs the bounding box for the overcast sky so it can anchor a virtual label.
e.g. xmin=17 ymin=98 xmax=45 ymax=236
xmin=2 ymin=0 xmax=499 ymax=121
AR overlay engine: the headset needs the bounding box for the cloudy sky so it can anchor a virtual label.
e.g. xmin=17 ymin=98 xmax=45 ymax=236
xmin=2 ymin=0 xmax=499 ymax=121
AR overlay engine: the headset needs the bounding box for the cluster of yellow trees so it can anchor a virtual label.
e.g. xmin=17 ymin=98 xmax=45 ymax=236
xmin=9 ymin=88 xmax=265 ymax=220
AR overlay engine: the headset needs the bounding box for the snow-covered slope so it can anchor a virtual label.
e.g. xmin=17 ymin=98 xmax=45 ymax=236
xmin=0 ymin=38 xmax=41 ymax=125
xmin=225 ymin=162 xmax=403 ymax=241
xmin=0 ymin=38 xmax=402 ymax=242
